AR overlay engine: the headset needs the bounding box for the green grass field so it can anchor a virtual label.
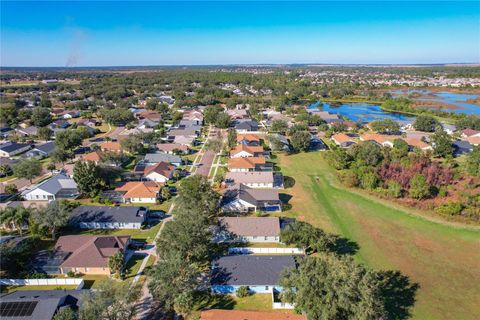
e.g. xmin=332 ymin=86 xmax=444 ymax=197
xmin=277 ymin=152 xmax=480 ymax=320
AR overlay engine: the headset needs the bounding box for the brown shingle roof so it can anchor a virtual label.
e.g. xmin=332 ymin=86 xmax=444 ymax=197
xmin=225 ymin=171 xmax=274 ymax=185
xmin=82 ymin=150 xmax=102 ymax=162
xmin=201 ymin=310 xmax=306 ymax=320
xmin=55 ymin=235 xmax=129 ymax=268
xmin=331 ymin=133 xmax=355 ymax=144
xmin=143 ymin=161 xmax=175 ymax=178
xmin=219 ymin=217 xmax=280 ymax=237
xmin=156 ymin=143 xmax=188 ymax=152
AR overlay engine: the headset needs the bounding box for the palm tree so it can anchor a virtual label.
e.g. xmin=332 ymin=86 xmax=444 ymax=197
xmin=32 ymin=201 xmax=71 ymax=239
xmin=0 ymin=207 xmax=15 ymax=231
xmin=11 ymin=207 xmax=30 ymax=236
xmin=108 ymin=251 xmax=125 ymax=279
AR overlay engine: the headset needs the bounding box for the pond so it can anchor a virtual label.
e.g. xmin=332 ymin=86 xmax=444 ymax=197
xmin=308 ymin=101 xmax=414 ymax=123
xmin=391 ymin=89 xmax=480 ymax=115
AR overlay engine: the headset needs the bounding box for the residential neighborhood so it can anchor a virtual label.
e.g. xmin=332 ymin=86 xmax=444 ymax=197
xmin=1 ymin=14 xmax=480 ymax=318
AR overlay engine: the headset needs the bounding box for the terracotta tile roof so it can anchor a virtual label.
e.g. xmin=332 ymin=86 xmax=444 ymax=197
xmin=360 ymin=133 xmax=399 ymax=145
xmin=201 ymin=310 xmax=306 ymax=320
xmin=143 ymin=161 xmax=175 ymax=178
xmin=236 ymin=133 xmax=260 ymax=142
xmin=82 ymin=150 xmax=102 ymax=162
xmin=115 ymin=181 xmax=161 ymax=198
xmin=467 ymin=136 xmax=480 ymax=146
xmin=231 ymin=144 xmax=264 ymax=156
xmin=462 ymin=128 xmax=480 ymax=137
xmin=55 ymin=235 xmax=130 ymax=268
xmin=228 ymin=157 xmax=266 ymax=169
xmin=331 ymin=133 xmax=355 ymax=144
xmin=405 ymin=137 xmax=431 ymax=150
xmin=101 ymin=141 xmax=122 ymax=152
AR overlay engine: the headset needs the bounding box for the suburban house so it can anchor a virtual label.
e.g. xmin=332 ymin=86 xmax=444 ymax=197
xmin=453 ymin=140 xmax=473 ymax=156
xmin=156 ymin=143 xmax=189 ymax=154
xmin=49 ymin=119 xmax=71 ymax=129
xmin=22 ymin=174 xmax=79 ymax=201
xmin=235 ymin=120 xmax=259 ymax=133
xmin=237 ymin=133 xmax=261 ymax=146
xmin=115 ymin=181 xmax=162 ymax=203
xmin=0 ymin=142 xmax=31 ymax=157
xmin=227 ymin=157 xmax=270 ymax=172
xmin=222 ymin=185 xmax=282 ymax=213
xmin=211 ymin=255 xmax=296 ymax=293
xmin=144 ymin=152 xmax=182 ymax=166
xmin=100 ymin=141 xmax=122 ymax=153
xmin=230 ymin=144 xmax=264 ymax=158
xmin=405 ymin=137 xmax=433 ymax=152
xmin=61 ymin=110 xmax=81 ymax=119
xmin=54 ymin=235 xmax=130 ymax=275
xmin=360 ymin=133 xmax=398 ymax=147
xmin=182 ymin=110 xmax=204 ymax=123
xmin=82 ymin=150 xmax=103 ymax=164
xmin=467 ymin=135 xmax=480 ymax=146
xmin=310 ymin=111 xmax=342 ymax=124
xmin=173 ymin=135 xmax=196 ymax=146
xmin=461 ymin=128 xmax=480 ymax=140
xmin=227 ymin=108 xmax=249 ymax=120
xmin=331 ymin=133 xmax=357 ymax=148
xmin=225 ymin=171 xmax=276 ymax=188
xmin=143 ymin=161 xmax=175 ymax=182
xmin=15 ymin=126 xmax=39 ymax=137
xmin=268 ymin=133 xmax=290 ymax=152
xmin=216 ymin=217 xmax=281 ymax=243
xmin=69 ymin=205 xmax=147 ymax=229
xmin=201 ymin=310 xmax=306 ymax=320
xmin=25 ymin=142 xmax=56 ymax=159
xmin=0 ymin=290 xmax=87 ymax=320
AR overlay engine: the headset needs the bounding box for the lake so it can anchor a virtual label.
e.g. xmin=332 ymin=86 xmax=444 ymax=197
xmin=308 ymin=101 xmax=414 ymax=123
xmin=391 ymin=89 xmax=480 ymax=115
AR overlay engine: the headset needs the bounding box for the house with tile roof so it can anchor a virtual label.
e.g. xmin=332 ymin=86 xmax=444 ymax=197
xmin=115 ymin=181 xmax=162 ymax=203
xmin=227 ymin=157 xmax=270 ymax=172
xmin=100 ymin=141 xmax=122 ymax=153
xmin=237 ymin=133 xmax=261 ymax=146
xmin=331 ymin=133 xmax=356 ymax=148
xmin=54 ymin=235 xmax=130 ymax=275
xmin=230 ymin=144 xmax=264 ymax=158
xmin=360 ymin=133 xmax=399 ymax=148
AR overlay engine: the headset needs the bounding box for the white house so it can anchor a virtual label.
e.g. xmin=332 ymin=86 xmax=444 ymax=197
xmin=69 ymin=206 xmax=147 ymax=229
xmin=114 ymin=181 xmax=161 ymax=204
xmin=217 ymin=217 xmax=281 ymax=243
xmin=0 ymin=142 xmax=31 ymax=158
xmin=143 ymin=162 xmax=174 ymax=183
xmin=22 ymin=174 xmax=79 ymax=201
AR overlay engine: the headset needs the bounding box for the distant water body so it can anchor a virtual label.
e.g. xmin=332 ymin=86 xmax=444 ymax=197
xmin=391 ymin=89 xmax=480 ymax=115
xmin=307 ymin=102 xmax=414 ymax=123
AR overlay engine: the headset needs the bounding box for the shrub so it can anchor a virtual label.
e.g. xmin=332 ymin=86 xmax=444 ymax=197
xmin=236 ymin=286 xmax=250 ymax=298
xmin=338 ymin=170 xmax=359 ymax=188
xmin=67 ymin=271 xmax=76 ymax=277
xmin=387 ymin=181 xmax=402 ymax=198
xmin=360 ymin=172 xmax=378 ymax=190
xmin=435 ymin=202 xmax=464 ymax=216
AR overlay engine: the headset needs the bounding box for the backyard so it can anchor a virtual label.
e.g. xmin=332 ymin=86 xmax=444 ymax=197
xmin=277 ymin=151 xmax=480 ymax=320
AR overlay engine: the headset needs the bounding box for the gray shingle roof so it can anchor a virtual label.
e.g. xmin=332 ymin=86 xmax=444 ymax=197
xmin=211 ymin=255 xmax=296 ymax=286
xmin=0 ymin=290 xmax=88 ymax=320
xmin=0 ymin=142 xmax=30 ymax=153
xmin=69 ymin=205 xmax=146 ymax=225
xmin=144 ymin=152 xmax=182 ymax=164
xmin=34 ymin=142 xmax=56 ymax=155
xmin=219 ymin=217 xmax=280 ymax=237
xmin=23 ymin=174 xmax=78 ymax=197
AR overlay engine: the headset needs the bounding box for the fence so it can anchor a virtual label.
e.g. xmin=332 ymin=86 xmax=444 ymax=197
xmin=0 ymin=278 xmax=84 ymax=289
xmin=228 ymin=247 xmax=305 ymax=255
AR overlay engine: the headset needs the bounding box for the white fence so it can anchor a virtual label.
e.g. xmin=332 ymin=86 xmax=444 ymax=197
xmin=228 ymin=247 xmax=305 ymax=255
xmin=0 ymin=278 xmax=84 ymax=289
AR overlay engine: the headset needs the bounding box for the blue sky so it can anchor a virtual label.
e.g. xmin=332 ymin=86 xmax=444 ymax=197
xmin=1 ymin=1 xmax=479 ymax=66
